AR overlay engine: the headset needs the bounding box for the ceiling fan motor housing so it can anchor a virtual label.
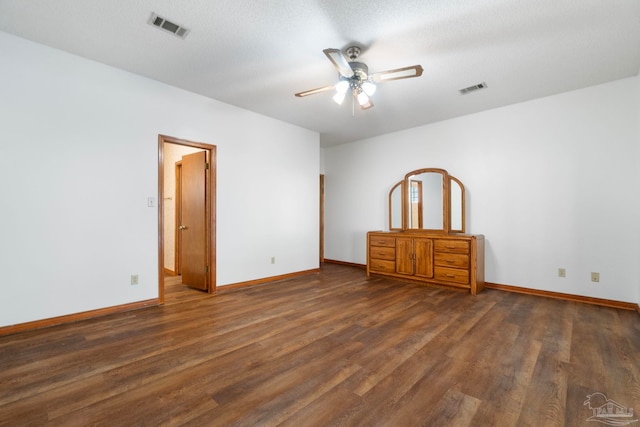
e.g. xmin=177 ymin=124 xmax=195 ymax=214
xmin=342 ymin=61 xmax=369 ymax=91
xmin=349 ymin=62 xmax=368 ymax=79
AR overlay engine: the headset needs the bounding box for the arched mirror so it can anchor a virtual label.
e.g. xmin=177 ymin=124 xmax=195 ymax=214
xmin=450 ymin=176 xmax=465 ymax=233
xmin=388 ymin=181 xmax=403 ymax=230
xmin=387 ymin=168 xmax=465 ymax=233
xmin=405 ymin=168 xmax=447 ymax=231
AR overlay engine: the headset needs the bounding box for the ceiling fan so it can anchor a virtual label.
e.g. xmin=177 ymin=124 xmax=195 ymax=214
xmin=295 ymin=46 xmax=423 ymax=110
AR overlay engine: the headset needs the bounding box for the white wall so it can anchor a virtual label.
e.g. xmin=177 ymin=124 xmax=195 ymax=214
xmin=324 ymin=76 xmax=640 ymax=303
xmin=0 ymin=32 xmax=319 ymax=327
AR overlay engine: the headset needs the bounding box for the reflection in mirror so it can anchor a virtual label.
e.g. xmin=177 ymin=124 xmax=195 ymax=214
xmin=389 ymin=181 xmax=403 ymax=230
xmin=408 ymin=180 xmax=423 ymax=228
xmin=407 ymin=171 xmax=444 ymax=230
xmin=450 ymin=176 xmax=464 ymax=232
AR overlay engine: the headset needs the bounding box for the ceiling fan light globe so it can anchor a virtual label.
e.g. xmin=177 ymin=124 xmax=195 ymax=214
xmin=357 ymin=91 xmax=370 ymax=107
xmin=362 ymin=81 xmax=376 ymax=96
xmin=333 ymin=92 xmax=346 ymax=105
xmin=335 ymin=80 xmax=349 ymax=94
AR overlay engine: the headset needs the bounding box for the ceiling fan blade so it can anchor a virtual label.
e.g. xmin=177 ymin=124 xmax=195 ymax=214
xmin=295 ymin=84 xmax=335 ymax=97
xmin=371 ymin=65 xmax=424 ymax=83
xmin=323 ymin=48 xmax=355 ymax=78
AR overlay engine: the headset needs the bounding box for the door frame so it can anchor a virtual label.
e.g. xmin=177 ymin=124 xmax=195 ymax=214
xmin=319 ymin=174 xmax=324 ymax=264
xmin=158 ymin=135 xmax=216 ymax=303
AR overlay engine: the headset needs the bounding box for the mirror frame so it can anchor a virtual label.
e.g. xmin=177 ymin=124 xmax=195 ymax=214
xmin=449 ymin=175 xmax=465 ymax=233
xmin=388 ymin=167 xmax=465 ymax=233
xmin=404 ymin=168 xmax=448 ymax=232
xmin=388 ymin=180 xmax=404 ymax=230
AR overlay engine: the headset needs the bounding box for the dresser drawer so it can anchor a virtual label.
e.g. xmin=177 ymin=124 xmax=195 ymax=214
xmin=369 ymin=259 xmax=396 ymax=274
xmin=370 ymin=246 xmax=395 ymax=261
xmin=434 ymin=252 xmax=469 ymax=269
xmin=434 ymin=266 xmax=469 ymax=285
xmin=434 ymin=239 xmax=469 ymax=254
xmin=369 ymin=235 xmax=396 ymax=248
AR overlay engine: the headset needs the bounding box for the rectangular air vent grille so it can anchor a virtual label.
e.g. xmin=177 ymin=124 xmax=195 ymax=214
xmin=459 ymin=82 xmax=487 ymax=95
xmin=148 ymin=13 xmax=190 ymax=39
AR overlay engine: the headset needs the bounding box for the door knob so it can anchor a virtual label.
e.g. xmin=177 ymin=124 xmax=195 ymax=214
xmin=178 ymin=225 xmax=188 ymax=230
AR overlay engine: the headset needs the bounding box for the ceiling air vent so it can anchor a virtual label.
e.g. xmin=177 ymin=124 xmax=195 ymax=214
xmin=458 ymin=82 xmax=487 ymax=95
xmin=148 ymin=13 xmax=190 ymax=39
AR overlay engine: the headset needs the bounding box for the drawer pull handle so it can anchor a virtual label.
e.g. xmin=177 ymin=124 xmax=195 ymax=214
xmin=445 ymin=274 xmax=456 ymax=278
xmin=445 ymin=246 xmax=457 ymax=249
xmin=446 ymin=259 xmax=455 ymax=263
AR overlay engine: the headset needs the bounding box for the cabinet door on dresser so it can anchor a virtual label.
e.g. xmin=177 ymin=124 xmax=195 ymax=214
xmin=395 ymin=237 xmax=433 ymax=278
xmin=395 ymin=237 xmax=414 ymax=275
xmin=414 ymin=238 xmax=434 ymax=278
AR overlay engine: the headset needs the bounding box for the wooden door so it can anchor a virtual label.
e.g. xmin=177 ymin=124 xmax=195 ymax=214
xmin=180 ymin=151 xmax=208 ymax=290
xmin=414 ymin=238 xmax=434 ymax=278
xmin=395 ymin=237 xmax=414 ymax=275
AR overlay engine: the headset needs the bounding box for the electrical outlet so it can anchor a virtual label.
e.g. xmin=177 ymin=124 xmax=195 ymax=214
xmin=271 ymin=257 xmax=275 ymax=264
xmin=591 ymin=272 xmax=600 ymax=283
xmin=558 ymin=268 xmax=566 ymax=278
xmin=131 ymin=274 xmax=139 ymax=285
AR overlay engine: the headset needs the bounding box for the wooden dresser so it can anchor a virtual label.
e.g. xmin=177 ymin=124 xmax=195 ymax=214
xmin=367 ymin=231 xmax=485 ymax=294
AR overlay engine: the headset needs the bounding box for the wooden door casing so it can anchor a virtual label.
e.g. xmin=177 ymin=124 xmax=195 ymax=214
xmin=158 ymin=134 xmax=216 ymax=303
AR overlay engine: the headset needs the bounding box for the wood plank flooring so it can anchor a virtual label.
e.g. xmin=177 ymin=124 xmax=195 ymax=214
xmin=1 ymin=264 xmax=638 ymax=426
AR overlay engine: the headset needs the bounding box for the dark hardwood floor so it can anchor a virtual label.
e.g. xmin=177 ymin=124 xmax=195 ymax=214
xmin=1 ymin=264 xmax=638 ymax=426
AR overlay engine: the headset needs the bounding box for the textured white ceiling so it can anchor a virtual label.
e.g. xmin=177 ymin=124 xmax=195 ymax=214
xmin=1 ymin=0 xmax=639 ymax=146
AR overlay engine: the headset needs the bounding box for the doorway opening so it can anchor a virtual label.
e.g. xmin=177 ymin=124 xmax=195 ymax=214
xmin=158 ymin=135 xmax=216 ymax=304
